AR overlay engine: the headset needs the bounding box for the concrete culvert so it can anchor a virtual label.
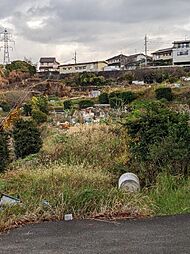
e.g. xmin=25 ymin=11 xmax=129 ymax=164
xmin=118 ymin=173 xmax=140 ymax=192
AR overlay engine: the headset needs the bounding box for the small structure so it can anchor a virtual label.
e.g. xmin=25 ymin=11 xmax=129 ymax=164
xmin=0 ymin=194 xmax=20 ymax=206
xmin=38 ymin=57 xmax=60 ymax=72
xmin=132 ymin=80 xmax=145 ymax=85
xmin=90 ymin=90 xmax=101 ymax=98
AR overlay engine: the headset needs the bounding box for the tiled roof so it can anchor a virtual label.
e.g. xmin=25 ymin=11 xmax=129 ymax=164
xmin=152 ymin=48 xmax=173 ymax=54
xmin=40 ymin=57 xmax=57 ymax=63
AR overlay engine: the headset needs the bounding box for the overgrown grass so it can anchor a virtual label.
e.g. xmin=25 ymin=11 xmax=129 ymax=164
xmin=149 ymin=174 xmax=190 ymax=215
xmin=0 ymin=121 xmax=189 ymax=233
xmin=0 ymin=163 xmax=152 ymax=232
xmin=42 ymin=124 xmax=130 ymax=172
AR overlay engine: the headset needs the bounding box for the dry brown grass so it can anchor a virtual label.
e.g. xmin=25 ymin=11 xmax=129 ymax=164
xmin=0 ymin=163 xmax=152 ymax=233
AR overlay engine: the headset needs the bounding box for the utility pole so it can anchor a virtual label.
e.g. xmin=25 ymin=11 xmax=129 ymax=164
xmin=144 ymin=34 xmax=148 ymax=67
xmin=73 ymin=51 xmax=77 ymax=64
xmin=0 ymin=28 xmax=14 ymax=65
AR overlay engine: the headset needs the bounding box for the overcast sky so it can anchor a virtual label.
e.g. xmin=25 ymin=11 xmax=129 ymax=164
xmin=0 ymin=0 xmax=190 ymax=64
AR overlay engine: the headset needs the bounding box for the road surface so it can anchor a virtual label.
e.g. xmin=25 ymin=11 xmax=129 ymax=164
xmin=0 ymin=214 xmax=190 ymax=254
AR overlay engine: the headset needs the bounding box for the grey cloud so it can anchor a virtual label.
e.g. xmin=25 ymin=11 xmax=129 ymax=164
xmin=1 ymin=0 xmax=190 ymax=61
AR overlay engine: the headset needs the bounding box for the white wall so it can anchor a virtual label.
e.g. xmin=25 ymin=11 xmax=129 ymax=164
xmin=173 ymin=48 xmax=190 ymax=64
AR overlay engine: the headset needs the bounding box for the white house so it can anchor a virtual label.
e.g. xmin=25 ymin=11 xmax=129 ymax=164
xmin=125 ymin=53 xmax=152 ymax=70
xmin=172 ymin=40 xmax=190 ymax=65
xmin=38 ymin=57 xmax=60 ymax=72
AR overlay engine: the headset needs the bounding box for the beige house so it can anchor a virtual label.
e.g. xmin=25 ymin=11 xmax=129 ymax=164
xmin=152 ymin=48 xmax=173 ymax=61
xmin=59 ymin=61 xmax=108 ymax=74
xmin=38 ymin=57 xmax=60 ymax=72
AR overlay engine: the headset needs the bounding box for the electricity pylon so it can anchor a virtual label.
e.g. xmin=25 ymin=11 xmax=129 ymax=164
xmin=0 ymin=28 xmax=14 ymax=65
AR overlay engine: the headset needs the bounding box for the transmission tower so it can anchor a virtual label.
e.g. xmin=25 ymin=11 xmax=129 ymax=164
xmin=0 ymin=28 xmax=14 ymax=65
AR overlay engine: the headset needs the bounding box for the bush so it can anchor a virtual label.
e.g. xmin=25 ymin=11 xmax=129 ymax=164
xmin=124 ymin=101 xmax=190 ymax=185
xmin=124 ymin=73 xmax=134 ymax=84
xmin=0 ymin=131 xmax=8 ymax=171
xmin=155 ymin=87 xmax=173 ymax=101
xmin=78 ymin=100 xmax=94 ymax=109
xmin=32 ymin=110 xmax=48 ymax=125
xmin=6 ymin=60 xmax=36 ymax=75
xmin=0 ymin=101 xmax=11 ymax=112
xmin=23 ymin=102 xmax=32 ymax=116
xmin=32 ymin=96 xmax=49 ymax=114
xmin=109 ymin=91 xmax=136 ymax=108
xmin=99 ymin=93 xmax=109 ymax=104
xmin=64 ymin=100 xmax=72 ymax=110
xmin=77 ymin=72 xmax=105 ymax=86
xmin=13 ymin=119 xmax=42 ymax=159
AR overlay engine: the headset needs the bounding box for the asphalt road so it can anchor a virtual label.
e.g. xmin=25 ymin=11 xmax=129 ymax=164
xmin=0 ymin=214 xmax=190 ymax=254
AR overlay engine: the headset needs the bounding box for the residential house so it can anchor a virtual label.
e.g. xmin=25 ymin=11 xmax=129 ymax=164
xmin=125 ymin=53 xmax=152 ymax=70
xmin=172 ymin=40 xmax=190 ymax=65
xmin=152 ymin=48 xmax=173 ymax=65
xmin=59 ymin=61 xmax=107 ymax=74
xmin=38 ymin=57 xmax=60 ymax=72
xmin=106 ymin=54 xmax=128 ymax=70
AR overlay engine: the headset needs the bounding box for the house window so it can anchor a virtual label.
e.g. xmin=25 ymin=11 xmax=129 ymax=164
xmin=177 ymin=50 xmax=188 ymax=56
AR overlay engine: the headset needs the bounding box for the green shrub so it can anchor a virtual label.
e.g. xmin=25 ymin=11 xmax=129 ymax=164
xmin=124 ymin=73 xmax=134 ymax=84
xmin=155 ymin=87 xmax=173 ymax=101
xmin=77 ymin=72 xmax=105 ymax=86
xmin=0 ymin=131 xmax=9 ymax=171
xmin=6 ymin=60 xmax=36 ymax=75
xmin=124 ymin=101 xmax=190 ymax=185
xmin=78 ymin=100 xmax=94 ymax=109
xmin=168 ymin=76 xmax=178 ymax=84
xmin=23 ymin=102 xmax=32 ymax=116
xmin=32 ymin=110 xmax=48 ymax=125
xmin=13 ymin=119 xmax=42 ymax=159
xmin=32 ymin=96 xmax=49 ymax=114
xmin=99 ymin=93 xmax=109 ymax=104
xmin=0 ymin=101 xmax=11 ymax=112
xmin=64 ymin=100 xmax=72 ymax=110
xmin=109 ymin=91 xmax=136 ymax=108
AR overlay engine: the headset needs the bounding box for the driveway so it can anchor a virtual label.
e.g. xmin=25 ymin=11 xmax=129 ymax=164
xmin=0 ymin=214 xmax=189 ymax=254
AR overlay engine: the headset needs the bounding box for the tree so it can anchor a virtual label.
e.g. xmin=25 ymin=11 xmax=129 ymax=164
xmin=6 ymin=60 xmax=36 ymax=75
xmin=13 ymin=119 xmax=42 ymax=159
